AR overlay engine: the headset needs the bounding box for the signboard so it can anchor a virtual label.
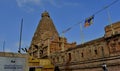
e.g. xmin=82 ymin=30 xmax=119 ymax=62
xmin=0 ymin=57 xmax=26 ymax=71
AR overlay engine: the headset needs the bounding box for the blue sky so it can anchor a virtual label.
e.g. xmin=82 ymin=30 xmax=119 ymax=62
xmin=0 ymin=0 xmax=120 ymax=53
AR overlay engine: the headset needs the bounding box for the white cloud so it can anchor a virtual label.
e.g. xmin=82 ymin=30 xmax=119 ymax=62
xmin=16 ymin=0 xmax=42 ymax=12
xmin=48 ymin=0 xmax=79 ymax=8
xmin=63 ymin=2 xmax=79 ymax=6
xmin=16 ymin=0 xmax=41 ymax=7
xmin=16 ymin=0 xmax=79 ymax=7
xmin=16 ymin=0 xmax=79 ymax=12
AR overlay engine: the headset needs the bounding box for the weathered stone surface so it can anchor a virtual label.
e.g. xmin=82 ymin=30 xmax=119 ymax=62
xmin=50 ymin=21 xmax=120 ymax=71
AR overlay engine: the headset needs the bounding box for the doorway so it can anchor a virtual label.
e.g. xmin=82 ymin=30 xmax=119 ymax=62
xmin=29 ymin=67 xmax=35 ymax=71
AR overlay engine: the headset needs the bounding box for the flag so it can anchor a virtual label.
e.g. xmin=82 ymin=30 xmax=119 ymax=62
xmin=84 ymin=15 xmax=94 ymax=27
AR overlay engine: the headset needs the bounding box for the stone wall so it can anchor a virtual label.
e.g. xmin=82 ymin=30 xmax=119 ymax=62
xmin=50 ymin=21 xmax=120 ymax=71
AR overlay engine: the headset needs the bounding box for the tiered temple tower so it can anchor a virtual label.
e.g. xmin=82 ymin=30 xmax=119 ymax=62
xmin=28 ymin=11 xmax=76 ymax=59
xmin=31 ymin=11 xmax=59 ymax=45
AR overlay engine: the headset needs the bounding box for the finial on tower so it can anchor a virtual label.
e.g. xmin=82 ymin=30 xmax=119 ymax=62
xmin=42 ymin=11 xmax=50 ymax=17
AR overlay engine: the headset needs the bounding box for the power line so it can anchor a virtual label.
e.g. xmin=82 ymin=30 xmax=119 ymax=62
xmin=61 ymin=20 xmax=83 ymax=34
xmin=61 ymin=0 xmax=119 ymax=35
xmin=93 ymin=0 xmax=119 ymax=15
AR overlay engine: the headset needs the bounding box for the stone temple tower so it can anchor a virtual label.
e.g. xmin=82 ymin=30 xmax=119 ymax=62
xmin=29 ymin=11 xmax=59 ymax=58
xmin=32 ymin=11 xmax=59 ymax=45
xmin=28 ymin=11 xmax=76 ymax=59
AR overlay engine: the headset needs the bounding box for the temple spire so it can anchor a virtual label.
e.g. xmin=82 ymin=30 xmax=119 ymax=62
xmin=31 ymin=11 xmax=59 ymax=45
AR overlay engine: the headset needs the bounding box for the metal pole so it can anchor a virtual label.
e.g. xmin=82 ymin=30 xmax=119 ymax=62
xmin=107 ymin=9 xmax=114 ymax=35
xmin=2 ymin=40 xmax=5 ymax=56
xmin=80 ymin=23 xmax=84 ymax=44
xmin=3 ymin=40 xmax=5 ymax=52
xmin=18 ymin=18 xmax=23 ymax=53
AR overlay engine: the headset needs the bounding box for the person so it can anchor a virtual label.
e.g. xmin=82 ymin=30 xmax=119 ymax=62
xmin=102 ymin=63 xmax=108 ymax=71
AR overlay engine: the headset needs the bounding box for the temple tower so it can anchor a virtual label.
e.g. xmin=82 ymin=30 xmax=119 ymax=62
xmin=28 ymin=11 xmax=76 ymax=59
xmin=32 ymin=11 xmax=59 ymax=45
xmin=29 ymin=11 xmax=59 ymax=58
